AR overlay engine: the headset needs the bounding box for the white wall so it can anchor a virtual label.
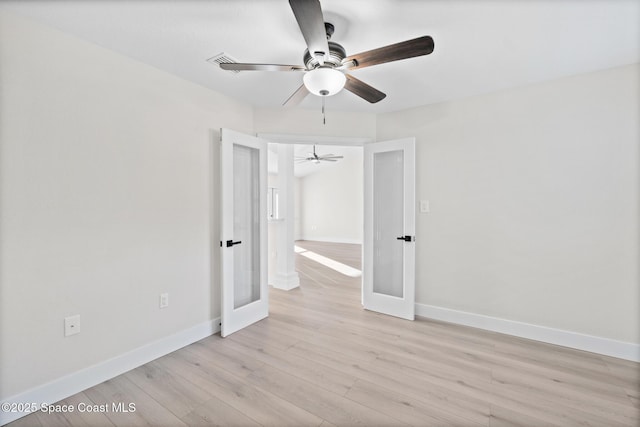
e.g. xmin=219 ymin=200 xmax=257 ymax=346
xmin=254 ymin=107 xmax=376 ymax=140
xmin=377 ymin=64 xmax=639 ymax=344
xmin=298 ymin=147 xmax=363 ymax=244
xmin=0 ymin=11 xmax=253 ymax=400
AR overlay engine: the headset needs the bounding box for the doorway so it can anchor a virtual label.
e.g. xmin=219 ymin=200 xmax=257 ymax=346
xmin=261 ymin=134 xmax=369 ymax=300
xmin=220 ymin=130 xmax=416 ymax=336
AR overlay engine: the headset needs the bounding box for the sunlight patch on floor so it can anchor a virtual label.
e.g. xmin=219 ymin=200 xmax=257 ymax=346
xmin=294 ymin=245 xmax=362 ymax=278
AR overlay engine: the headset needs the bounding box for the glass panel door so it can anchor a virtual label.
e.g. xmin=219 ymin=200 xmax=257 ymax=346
xmin=363 ymin=138 xmax=416 ymax=320
xmin=220 ymin=129 xmax=268 ymax=337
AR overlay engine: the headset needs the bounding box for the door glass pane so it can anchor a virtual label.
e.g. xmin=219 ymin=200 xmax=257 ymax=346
xmin=233 ymin=144 xmax=261 ymax=309
xmin=373 ymin=149 xmax=404 ymax=298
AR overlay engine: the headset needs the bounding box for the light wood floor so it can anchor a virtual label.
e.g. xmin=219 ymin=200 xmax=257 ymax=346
xmin=9 ymin=240 xmax=639 ymax=426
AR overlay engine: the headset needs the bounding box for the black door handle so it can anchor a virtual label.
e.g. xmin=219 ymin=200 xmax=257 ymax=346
xmin=396 ymin=235 xmax=414 ymax=242
xmin=226 ymin=240 xmax=242 ymax=247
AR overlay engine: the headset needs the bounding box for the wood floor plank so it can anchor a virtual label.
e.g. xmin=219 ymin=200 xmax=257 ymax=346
xmin=9 ymin=392 xmax=114 ymax=427
xmin=49 ymin=392 xmax=115 ymax=427
xmin=124 ymin=360 xmax=213 ymax=418
xmin=185 ymin=337 xmax=266 ymax=378
xmin=491 ymin=363 xmax=637 ymax=419
xmin=245 ymin=364 xmax=408 ymax=426
xmin=252 ymin=317 xmax=382 ymax=363
xmin=224 ymin=331 xmax=358 ymax=396
xmin=6 ymin=415 xmax=43 ymax=427
xmin=491 ymin=367 xmax=636 ymax=426
xmin=489 ymin=379 xmax=631 ymax=427
xmin=602 ymin=356 xmax=640 ymax=391
xmin=33 ymin=392 xmax=114 ymax=427
xmin=83 ymin=376 xmax=187 ymax=427
xmin=229 ymin=318 xmax=302 ymax=351
xmin=485 ymin=348 xmax=633 ymax=400
xmin=345 ymin=379 xmax=487 ymax=427
xmin=625 ymin=387 xmax=640 ymax=408
xmin=157 ymin=350 xmax=323 ymax=427
xmin=489 ymin=404 xmax=559 ymax=427
xmin=32 ymin=411 xmax=74 ymax=427
xmin=180 ymin=397 xmax=262 ymax=427
xmin=286 ymin=339 xmax=491 ymax=425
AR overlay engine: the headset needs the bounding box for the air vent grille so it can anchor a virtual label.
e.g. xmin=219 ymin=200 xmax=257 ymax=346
xmin=207 ymin=52 xmax=240 ymax=73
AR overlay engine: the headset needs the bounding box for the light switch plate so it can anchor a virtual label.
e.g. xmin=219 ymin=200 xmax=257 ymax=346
xmin=420 ymin=200 xmax=430 ymax=213
xmin=160 ymin=293 xmax=169 ymax=309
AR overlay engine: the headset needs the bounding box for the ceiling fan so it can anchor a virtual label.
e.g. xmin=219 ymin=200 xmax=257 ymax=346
xmin=296 ymin=145 xmax=343 ymax=163
xmin=219 ymin=0 xmax=434 ymax=106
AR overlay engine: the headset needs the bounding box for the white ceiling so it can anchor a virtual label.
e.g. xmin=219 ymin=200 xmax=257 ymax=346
xmin=2 ymin=0 xmax=638 ymax=113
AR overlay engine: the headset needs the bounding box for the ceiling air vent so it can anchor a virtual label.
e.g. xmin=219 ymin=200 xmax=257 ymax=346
xmin=207 ymin=52 xmax=241 ymax=74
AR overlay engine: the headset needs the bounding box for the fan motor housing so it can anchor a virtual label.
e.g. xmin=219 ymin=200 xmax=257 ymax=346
xmin=303 ymin=41 xmax=346 ymax=70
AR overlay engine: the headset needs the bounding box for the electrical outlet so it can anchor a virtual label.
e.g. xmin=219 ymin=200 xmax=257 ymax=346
xmin=420 ymin=200 xmax=430 ymax=213
xmin=64 ymin=315 xmax=81 ymax=337
xmin=159 ymin=293 xmax=169 ymax=309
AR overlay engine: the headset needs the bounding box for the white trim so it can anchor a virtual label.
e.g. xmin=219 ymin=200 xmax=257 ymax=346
xmin=0 ymin=319 xmax=220 ymax=426
xmin=271 ymin=272 xmax=301 ymax=290
xmin=257 ymin=133 xmax=372 ymax=146
xmin=415 ymin=303 xmax=639 ymax=362
xmin=298 ymin=237 xmax=362 ymax=245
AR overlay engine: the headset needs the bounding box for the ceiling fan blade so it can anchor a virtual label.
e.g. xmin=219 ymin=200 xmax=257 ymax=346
xmin=320 ymin=155 xmax=344 ymax=159
xmin=343 ymin=36 xmax=434 ymax=70
xmin=344 ymin=74 xmax=386 ymax=103
xmin=320 ymin=159 xmax=338 ymax=162
xmin=220 ymin=63 xmax=305 ymax=72
xmin=283 ymin=84 xmax=310 ymax=107
xmin=289 ymin=0 xmax=329 ymax=65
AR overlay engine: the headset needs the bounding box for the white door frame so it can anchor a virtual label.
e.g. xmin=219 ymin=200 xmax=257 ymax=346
xmin=258 ymin=134 xmax=372 ymax=147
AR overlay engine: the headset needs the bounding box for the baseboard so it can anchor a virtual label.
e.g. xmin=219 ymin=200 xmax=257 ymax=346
xmin=271 ymin=272 xmax=300 ymax=290
xmin=297 ymin=237 xmax=362 ymax=245
xmin=0 ymin=318 xmax=220 ymax=426
xmin=415 ymin=303 xmax=639 ymax=362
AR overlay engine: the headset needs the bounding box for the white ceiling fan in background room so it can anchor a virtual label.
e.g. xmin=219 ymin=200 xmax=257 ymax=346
xmin=296 ymin=145 xmax=343 ymax=164
xmin=216 ymin=0 xmax=435 ymax=107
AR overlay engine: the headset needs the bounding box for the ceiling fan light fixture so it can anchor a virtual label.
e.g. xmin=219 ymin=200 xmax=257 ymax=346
xmin=303 ymin=67 xmax=346 ymax=96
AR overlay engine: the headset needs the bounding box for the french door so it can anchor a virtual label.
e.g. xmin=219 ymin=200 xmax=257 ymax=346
xmin=220 ymin=128 xmax=268 ymax=337
xmin=363 ymin=138 xmax=416 ymax=320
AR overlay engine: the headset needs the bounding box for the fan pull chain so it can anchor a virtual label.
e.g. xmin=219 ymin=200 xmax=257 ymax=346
xmin=319 ymin=90 xmax=329 ymax=125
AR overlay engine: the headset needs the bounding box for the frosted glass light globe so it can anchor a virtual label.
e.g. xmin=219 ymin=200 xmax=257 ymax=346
xmin=303 ymin=68 xmax=346 ymax=96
